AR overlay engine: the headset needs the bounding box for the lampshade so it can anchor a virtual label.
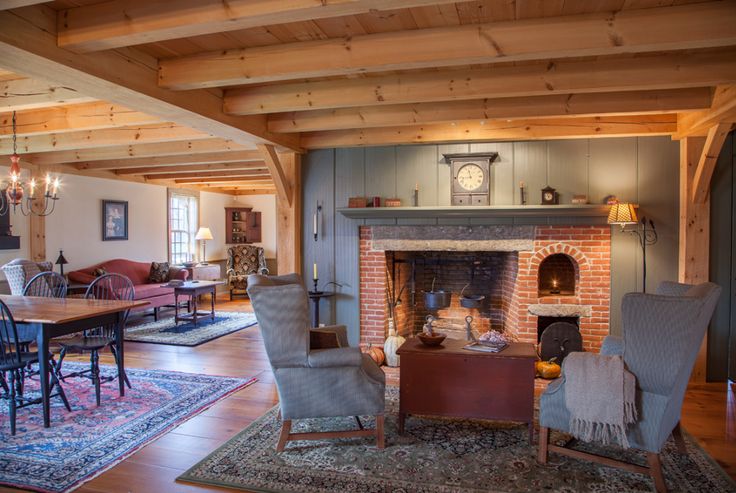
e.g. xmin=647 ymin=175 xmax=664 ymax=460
xmin=55 ymin=250 xmax=68 ymax=265
xmin=195 ymin=227 xmax=213 ymax=241
xmin=607 ymin=202 xmax=638 ymax=227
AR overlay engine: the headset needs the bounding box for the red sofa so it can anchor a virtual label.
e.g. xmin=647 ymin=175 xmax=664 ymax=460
xmin=68 ymin=259 xmax=189 ymax=320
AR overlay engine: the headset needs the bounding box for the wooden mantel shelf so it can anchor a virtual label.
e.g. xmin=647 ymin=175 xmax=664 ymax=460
xmin=337 ymin=204 xmax=613 ymax=221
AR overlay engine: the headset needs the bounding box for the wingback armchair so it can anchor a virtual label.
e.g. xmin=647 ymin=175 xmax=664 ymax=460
xmin=538 ymin=281 xmax=721 ymax=493
xmin=1 ymin=259 xmax=54 ymax=295
xmin=247 ymin=273 xmax=386 ymax=451
xmin=226 ymin=245 xmax=268 ymax=300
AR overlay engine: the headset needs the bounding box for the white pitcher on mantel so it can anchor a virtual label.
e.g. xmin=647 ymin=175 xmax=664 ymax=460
xmin=384 ymin=318 xmax=405 ymax=367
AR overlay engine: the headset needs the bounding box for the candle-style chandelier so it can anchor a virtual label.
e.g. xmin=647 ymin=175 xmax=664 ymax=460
xmin=2 ymin=111 xmax=60 ymax=216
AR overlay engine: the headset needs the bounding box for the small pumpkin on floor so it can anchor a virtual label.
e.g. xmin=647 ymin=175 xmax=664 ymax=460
xmin=536 ymin=358 xmax=561 ymax=379
xmin=366 ymin=344 xmax=385 ymax=366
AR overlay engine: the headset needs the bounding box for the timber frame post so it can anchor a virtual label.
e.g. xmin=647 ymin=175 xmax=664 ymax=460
xmin=29 ymin=164 xmax=46 ymax=262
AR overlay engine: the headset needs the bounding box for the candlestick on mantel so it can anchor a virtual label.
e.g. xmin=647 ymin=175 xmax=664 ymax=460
xmin=313 ymin=263 xmax=318 ymax=280
xmin=519 ymin=181 xmax=526 ymax=205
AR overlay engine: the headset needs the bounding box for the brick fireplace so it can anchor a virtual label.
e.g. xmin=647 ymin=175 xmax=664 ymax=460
xmin=359 ymin=225 xmax=610 ymax=351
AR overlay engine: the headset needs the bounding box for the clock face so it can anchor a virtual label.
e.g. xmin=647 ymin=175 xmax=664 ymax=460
xmin=544 ymin=192 xmax=554 ymax=201
xmin=457 ymin=163 xmax=485 ymax=191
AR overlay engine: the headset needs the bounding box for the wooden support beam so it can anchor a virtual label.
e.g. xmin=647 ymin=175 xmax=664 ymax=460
xmin=692 ymin=122 xmax=733 ymax=203
xmin=115 ymin=162 xmax=266 ymax=175
xmin=174 ymin=177 xmax=274 ymax=184
xmin=276 ymin=152 xmax=301 ymax=275
xmin=0 ymin=6 xmax=300 ymax=151
xmin=74 ymin=150 xmax=263 ymax=170
xmin=0 ymin=101 xmax=161 ymax=136
xmin=57 ymin=0 xmax=459 ymax=53
xmin=0 ymin=77 xmax=95 ymax=112
xmin=677 ymin=85 xmax=736 ymax=137
xmin=159 ymin=2 xmax=736 ymax=90
xmin=226 ymin=49 xmax=736 ymax=115
xmin=1 ymin=1 xmax=48 ymax=9
xmin=268 ymin=88 xmax=712 ymax=133
xmin=19 ymin=138 xmax=249 ymax=165
xmin=0 ymin=123 xmax=210 ymax=154
xmin=680 ymin=136 xmax=710 ymax=382
xmin=146 ymin=170 xmax=270 ymax=181
xmin=28 ymin=163 xmax=45 ymax=262
xmin=301 ymin=114 xmax=677 ymax=148
xmin=258 ymin=144 xmax=293 ymax=207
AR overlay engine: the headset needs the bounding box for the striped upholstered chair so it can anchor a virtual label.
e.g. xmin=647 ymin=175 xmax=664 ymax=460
xmin=538 ymin=281 xmax=721 ymax=493
xmin=247 ymin=273 xmax=385 ymax=451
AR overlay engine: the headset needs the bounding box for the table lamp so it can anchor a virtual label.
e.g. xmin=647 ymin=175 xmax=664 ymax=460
xmin=195 ymin=227 xmax=214 ymax=265
xmin=55 ymin=249 xmax=68 ymax=276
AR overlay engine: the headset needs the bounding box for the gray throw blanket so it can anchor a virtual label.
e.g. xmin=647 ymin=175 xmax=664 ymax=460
xmin=564 ymin=352 xmax=637 ymax=448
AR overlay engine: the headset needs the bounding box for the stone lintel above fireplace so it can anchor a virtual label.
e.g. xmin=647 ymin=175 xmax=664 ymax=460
xmin=528 ymin=304 xmax=592 ymax=318
xmin=371 ymin=225 xmax=534 ymax=252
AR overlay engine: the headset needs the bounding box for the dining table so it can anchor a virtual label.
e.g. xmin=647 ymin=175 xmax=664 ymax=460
xmin=0 ymin=295 xmax=148 ymax=427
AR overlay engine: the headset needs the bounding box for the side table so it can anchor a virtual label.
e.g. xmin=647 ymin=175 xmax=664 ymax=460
xmin=186 ymin=264 xmax=221 ymax=281
xmin=307 ymin=290 xmax=335 ymax=328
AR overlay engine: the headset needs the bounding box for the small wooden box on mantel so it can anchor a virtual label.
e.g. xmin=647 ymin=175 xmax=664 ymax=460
xmin=225 ymin=207 xmax=261 ymax=244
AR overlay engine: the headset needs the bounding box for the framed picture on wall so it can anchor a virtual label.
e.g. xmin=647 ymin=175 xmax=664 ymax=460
xmin=102 ymin=200 xmax=128 ymax=241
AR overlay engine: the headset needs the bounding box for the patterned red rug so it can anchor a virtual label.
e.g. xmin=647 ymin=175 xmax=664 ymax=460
xmin=0 ymin=362 xmax=255 ymax=493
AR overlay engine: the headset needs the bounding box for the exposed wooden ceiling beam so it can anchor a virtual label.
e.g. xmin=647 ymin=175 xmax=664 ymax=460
xmin=692 ymin=122 xmax=733 ymax=203
xmin=1 ymin=77 xmax=95 ymax=112
xmin=173 ymin=176 xmax=275 ymax=184
xmin=145 ymin=170 xmax=271 ymax=181
xmin=115 ymin=162 xmax=267 ymax=175
xmin=226 ymin=49 xmax=736 ymax=115
xmin=676 ymin=85 xmax=736 ymax=137
xmin=231 ymin=190 xmax=276 ymax=195
xmin=257 ymin=143 xmax=292 ymax=206
xmin=0 ymin=1 xmax=49 ymax=10
xmin=0 ymin=101 xmax=162 ymax=137
xmin=0 ymin=123 xmax=210 ymax=154
xmin=159 ymin=2 xmax=736 ymax=90
xmin=18 ymin=138 xmax=250 ymax=165
xmin=0 ymin=6 xmax=300 ymax=151
xmin=73 ymin=150 xmax=263 ymax=170
xmin=301 ymin=114 xmax=677 ymax=148
xmin=268 ymin=88 xmax=712 ymax=133
xmin=58 ymin=0 xmax=459 ymax=53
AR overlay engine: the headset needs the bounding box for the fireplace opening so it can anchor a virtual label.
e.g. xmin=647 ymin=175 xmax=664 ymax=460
xmin=537 ymin=316 xmax=579 ymax=342
xmin=538 ymin=253 xmax=577 ymax=297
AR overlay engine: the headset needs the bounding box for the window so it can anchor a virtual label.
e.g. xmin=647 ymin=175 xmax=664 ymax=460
xmin=168 ymin=191 xmax=198 ymax=265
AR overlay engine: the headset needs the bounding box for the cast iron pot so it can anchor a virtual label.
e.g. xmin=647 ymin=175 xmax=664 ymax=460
xmin=459 ymin=284 xmax=485 ymax=309
xmin=424 ymin=289 xmax=451 ymax=310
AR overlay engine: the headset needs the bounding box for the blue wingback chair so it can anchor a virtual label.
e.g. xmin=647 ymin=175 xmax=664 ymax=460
xmin=538 ymin=281 xmax=721 ymax=493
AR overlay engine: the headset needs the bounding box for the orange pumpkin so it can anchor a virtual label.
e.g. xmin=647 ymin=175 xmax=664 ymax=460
xmin=366 ymin=344 xmax=385 ymax=366
xmin=536 ymin=358 xmax=561 ymax=379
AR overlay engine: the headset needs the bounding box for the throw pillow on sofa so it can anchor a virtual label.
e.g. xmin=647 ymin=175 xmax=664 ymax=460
xmin=149 ymin=262 xmax=170 ymax=283
xmin=93 ymin=267 xmax=108 ymax=277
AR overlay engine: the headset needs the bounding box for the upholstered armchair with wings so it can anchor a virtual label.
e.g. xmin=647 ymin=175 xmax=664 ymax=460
xmin=538 ymin=281 xmax=721 ymax=493
xmin=226 ymin=244 xmax=268 ymax=300
xmin=247 ymin=273 xmax=386 ymax=451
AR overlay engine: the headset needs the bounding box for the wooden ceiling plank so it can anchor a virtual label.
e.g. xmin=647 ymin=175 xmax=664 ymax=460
xmin=268 ymin=87 xmax=713 ymax=132
xmin=0 ymin=1 xmax=49 ymax=10
xmin=677 ymin=84 xmax=736 ymax=137
xmin=0 ymin=123 xmax=210 ymax=154
xmin=145 ymin=170 xmax=271 ymax=180
xmin=73 ymin=149 xmax=263 ymax=170
xmin=58 ymin=0 xmax=461 ymax=53
xmin=0 ymin=101 xmax=162 ymax=137
xmin=159 ymin=1 xmax=736 ymax=89
xmin=225 ymin=49 xmax=736 ymax=115
xmin=1 ymin=77 xmax=95 ymax=112
xmin=114 ymin=162 xmax=267 ymax=175
xmin=0 ymin=6 xmax=300 ymax=151
xmin=174 ymin=176 xmax=275 ymax=184
xmin=257 ymin=143 xmax=292 ymax=206
xmin=300 ymin=114 xmax=677 ymax=148
xmin=691 ymin=122 xmax=733 ymax=203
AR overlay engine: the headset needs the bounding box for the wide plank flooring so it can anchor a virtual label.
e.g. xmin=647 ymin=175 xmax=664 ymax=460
xmin=1 ymin=295 xmax=734 ymax=492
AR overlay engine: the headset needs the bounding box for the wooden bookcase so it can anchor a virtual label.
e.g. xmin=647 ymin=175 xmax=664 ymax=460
xmin=225 ymin=207 xmax=262 ymax=244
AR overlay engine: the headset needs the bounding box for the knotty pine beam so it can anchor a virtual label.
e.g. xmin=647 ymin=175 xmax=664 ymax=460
xmin=173 ymin=177 xmax=275 ymax=184
xmin=0 ymin=1 xmax=48 ymax=9
xmin=1 ymin=77 xmax=95 ymax=112
xmin=679 ymin=136 xmax=710 ymax=382
xmin=159 ymin=2 xmax=736 ymax=90
xmin=0 ymin=101 xmax=161 ymax=137
xmin=0 ymin=123 xmax=210 ymax=154
xmin=300 ymin=115 xmax=677 ymax=148
xmin=115 ymin=162 xmax=267 ymax=175
xmin=258 ymin=143 xmax=293 ymax=207
xmin=276 ymin=152 xmax=301 ymax=275
xmin=226 ymin=49 xmax=736 ymax=115
xmin=268 ymin=88 xmax=712 ymax=133
xmin=145 ymin=170 xmax=271 ymax=181
xmin=691 ymin=122 xmax=733 ymax=203
xmin=676 ymin=85 xmax=736 ymax=138
xmin=74 ymin=150 xmax=263 ymax=170
xmin=57 ymin=0 xmax=459 ymax=53
xmin=0 ymin=6 xmax=300 ymax=151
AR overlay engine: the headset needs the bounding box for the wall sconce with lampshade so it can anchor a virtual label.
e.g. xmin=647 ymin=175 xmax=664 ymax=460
xmin=607 ymin=202 xmax=658 ymax=293
xmin=195 ymin=227 xmax=213 ymax=265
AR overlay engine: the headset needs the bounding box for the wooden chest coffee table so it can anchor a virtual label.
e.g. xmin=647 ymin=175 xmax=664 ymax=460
xmin=396 ymin=337 xmax=537 ymax=443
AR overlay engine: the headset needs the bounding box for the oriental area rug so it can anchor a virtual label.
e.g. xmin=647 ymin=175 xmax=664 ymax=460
xmin=0 ymin=362 xmax=256 ymax=493
xmin=125 ymin=311 xmax=257 ymax=346
xmin=179 ymin=389 xmax=735 ymax=493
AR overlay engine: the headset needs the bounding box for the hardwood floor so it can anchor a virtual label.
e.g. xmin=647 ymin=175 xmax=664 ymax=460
xmin=2 ymin=295 xmax=734 ymax=492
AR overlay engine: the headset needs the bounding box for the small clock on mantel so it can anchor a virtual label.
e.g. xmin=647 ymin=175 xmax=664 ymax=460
xmin=443 ymin=152 xmax=499 ymax=206
xmin=541 ymin=186 xmax=559 ymax=205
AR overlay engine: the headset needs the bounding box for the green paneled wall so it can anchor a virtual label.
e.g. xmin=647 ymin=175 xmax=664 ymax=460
xmin=302 ymin=137 xmax=680 ymax=346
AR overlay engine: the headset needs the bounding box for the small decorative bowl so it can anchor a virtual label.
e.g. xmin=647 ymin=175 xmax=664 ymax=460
xmin=417 ymin=332 xmax=447 ymax=347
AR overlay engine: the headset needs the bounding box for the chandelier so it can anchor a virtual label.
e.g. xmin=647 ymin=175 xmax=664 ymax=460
xmin=2 ymin=111 xmax=60 ymax=216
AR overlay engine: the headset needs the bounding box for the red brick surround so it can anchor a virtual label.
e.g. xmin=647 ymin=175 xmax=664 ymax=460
xmin=359 ymin=225 xmax=611 ymax=351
